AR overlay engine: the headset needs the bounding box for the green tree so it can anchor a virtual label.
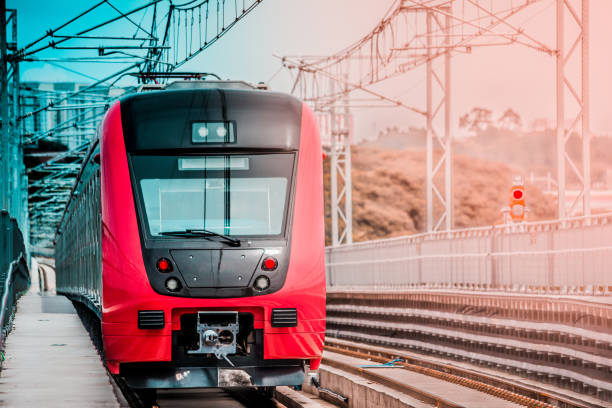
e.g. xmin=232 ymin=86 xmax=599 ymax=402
xmin=497 ymin=108 xmax=522 ymax=130
xmin=459 ymin=107 xmax=493 ymax=132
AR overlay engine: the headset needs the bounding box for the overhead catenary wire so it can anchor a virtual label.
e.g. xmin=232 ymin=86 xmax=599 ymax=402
xmin=20 ymin=1 xmax=164 ymax=58
xmin=15 ymin=0 xmax=265 ymax=250
xmin=281 ymin=0 xmax=555 ymax=110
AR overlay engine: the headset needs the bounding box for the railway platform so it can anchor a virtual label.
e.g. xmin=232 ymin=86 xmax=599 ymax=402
xmin=0 ymin=293 xmax=121 ymax=407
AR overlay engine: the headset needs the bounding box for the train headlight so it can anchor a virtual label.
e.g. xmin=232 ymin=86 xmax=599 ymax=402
xmin=216 ymin=126 xmax=227 ymax=138
xmin=197 ymin=126 xmax=209 ymax=137
xmin=191 ymin=122 xmax=235 ymax=143
xmin=253 ymin=275 xmax=270 ymax=291
xmin=165 ymin=277 xmax=181 ymax=292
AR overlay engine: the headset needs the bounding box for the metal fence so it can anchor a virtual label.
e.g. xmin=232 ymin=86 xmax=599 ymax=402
xmin=0 ymin=210 xmax=30 ymax=349
xmin=325 ymin=212 xmax=612 ymax=295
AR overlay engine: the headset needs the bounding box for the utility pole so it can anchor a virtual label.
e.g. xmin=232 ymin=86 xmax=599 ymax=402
xmin=425 ymin=9 xmax=433 ymax=232
xmin=425 ymin=6 xmax=452 ymax=232
xmin=329 ymin=79 xmax=339 ymax=245
xmin=581 ymin=0 xmax=591 ymax=217
xmin=342 ymin=80 xmax=353 ymax=244
xmin=556 ymin=0 xmax=591 ymax=218
xmin=328 ymin=76 xmax=353 ymax=246
xmin=11 ymin=8 xmax=24 ymax=235
xmin=0 ymin=2 xmax=26 ymax=246
xmin=555 ymin=0 xmax=565 ymax=219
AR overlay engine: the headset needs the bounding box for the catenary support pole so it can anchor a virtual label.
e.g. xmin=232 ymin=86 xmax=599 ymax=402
xmin=343 ymin=86 xmax=353 ymax=244
xmin=581 ymin=0 xmax=591 ymax=217
xmin=0 ymin=0 xmax=8 ymax=211
xmin=444 ymin=12 xmax=452 ymax=231
xmin=555 ymin=0 xmax=565 ymax=219
xmin=426 ymin=10 xmax=433 ymax=232
xmin=329 ymin=78 xmax=339 ymax=246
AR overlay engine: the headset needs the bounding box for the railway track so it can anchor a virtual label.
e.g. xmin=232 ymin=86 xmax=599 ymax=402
xmin=69 ymin=288 xmax=610 ymax=407
xmin=323 ymin=338 xmax=601 ymax=408
xmin=131 ymin=386 xmax=285 ymax=408
xmin=113 ymin=373 xmax=287 ymax=408
xmin=326 ymin=291 xmax=612 ymax=405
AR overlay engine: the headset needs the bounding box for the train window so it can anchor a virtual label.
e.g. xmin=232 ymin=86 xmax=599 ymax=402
xmin=131 ymin=154 xmax=294 ymax=238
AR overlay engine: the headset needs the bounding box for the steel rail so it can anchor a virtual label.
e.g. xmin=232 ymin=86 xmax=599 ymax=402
xmin=324 ymin=339 xmax=592 ymax=408
xmin=326 ymin=321 xmax=612 ymax=388
xmin=322 ymin=349 xmax=462 ymax=408
xmin=325 ymin=291 xmax=612 ymax=402
xmin=327 ymin=292 xmax=612 ymax=404
xmin=326 ymin=304 xmax=612 ymax=344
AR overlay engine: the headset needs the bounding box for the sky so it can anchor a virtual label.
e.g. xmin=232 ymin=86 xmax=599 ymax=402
xmin=8 ymin=0 xmax=612 ymax=141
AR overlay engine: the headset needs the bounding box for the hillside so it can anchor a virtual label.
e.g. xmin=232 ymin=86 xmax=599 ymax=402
xmin=324 ymin=146 xmax=556 ymax=244
xmin=369 ymin=127 xmax=612 ymax=188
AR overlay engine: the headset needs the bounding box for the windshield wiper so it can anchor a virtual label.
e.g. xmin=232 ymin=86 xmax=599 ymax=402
xmin=159 ymin=229 xmax=241 ymax=247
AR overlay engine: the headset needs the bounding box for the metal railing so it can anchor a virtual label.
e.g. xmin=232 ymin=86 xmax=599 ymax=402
xmin=0 ymin=211 xmax=30 ymax=350
xmin=325 ymin=212 xmax=612 ymax=295
xmin=0 ymin=254 xmax=29 ymax=349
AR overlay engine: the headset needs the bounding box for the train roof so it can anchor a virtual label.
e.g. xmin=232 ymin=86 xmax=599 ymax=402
xmin=136 ymin=80 xmax=269 ymax=92
xmin=118 ymin=84 xmax=304 ymax=152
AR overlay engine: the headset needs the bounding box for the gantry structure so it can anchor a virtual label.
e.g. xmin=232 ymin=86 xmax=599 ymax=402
xmin=0 ymin=0 xmax=596 ymax=253
xmin=1 ymin=0 xmax=263 ymax=254
xmin=281 ymin=0 xmax=592 ymax=245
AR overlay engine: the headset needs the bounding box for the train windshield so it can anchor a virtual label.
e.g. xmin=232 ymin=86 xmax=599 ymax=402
xmin=131 ymin=154 xmax=294 ymax=238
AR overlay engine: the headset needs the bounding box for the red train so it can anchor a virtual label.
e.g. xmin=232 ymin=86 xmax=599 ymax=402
xmin=55 ymin=81 xmax=326 ymax=391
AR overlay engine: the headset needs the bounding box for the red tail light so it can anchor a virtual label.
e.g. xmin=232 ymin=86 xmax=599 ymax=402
xmin=156 ymin=257 xmax=173 ymax=273
xmin=262 ymin=257 xmax=278 ymax=271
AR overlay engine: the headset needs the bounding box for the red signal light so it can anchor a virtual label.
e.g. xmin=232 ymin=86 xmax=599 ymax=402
xmin=262 ymin=257 xmax=278 ymax=271
xmin=513 ymin=189 xmax=523 ymax=200
xmin=156 ymin=257 xmax=172 ymax=273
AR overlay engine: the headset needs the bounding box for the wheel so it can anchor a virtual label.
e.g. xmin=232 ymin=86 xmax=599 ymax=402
xmin=136 ymin=388 xmax=157 ymax=407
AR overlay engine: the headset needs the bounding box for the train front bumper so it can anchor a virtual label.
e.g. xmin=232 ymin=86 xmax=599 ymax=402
xmin=120 ymin=364 xmax=305 ymax=389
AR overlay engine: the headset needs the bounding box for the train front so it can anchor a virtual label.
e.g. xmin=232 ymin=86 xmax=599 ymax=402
xmin=99 ymin=83 xmax=325 ymax=389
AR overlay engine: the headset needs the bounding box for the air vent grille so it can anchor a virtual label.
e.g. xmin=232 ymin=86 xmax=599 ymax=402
xmin=138 ymin=310 xmax=165 ymax=329
xmin=271 ymin=308 xmax=298 ymax=327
